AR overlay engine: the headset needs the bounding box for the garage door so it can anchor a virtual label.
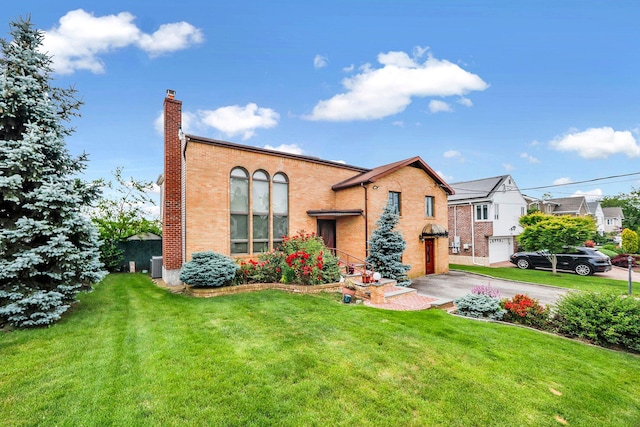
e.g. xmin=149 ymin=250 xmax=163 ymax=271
xmin=489 ymin=237 xmax=512 ymax=263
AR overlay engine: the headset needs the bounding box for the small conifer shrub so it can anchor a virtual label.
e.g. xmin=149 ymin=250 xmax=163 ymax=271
xmin=179 ymin=251 xmax=238 ymax=288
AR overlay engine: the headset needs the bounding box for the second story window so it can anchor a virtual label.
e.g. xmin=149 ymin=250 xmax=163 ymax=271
xmin=425 ymin=196 xmax=434 ymax=217
xmin=475 ymin=204 xmax=489 ymax=221
xmin=388 ymin=191 xmax=401 ymax=215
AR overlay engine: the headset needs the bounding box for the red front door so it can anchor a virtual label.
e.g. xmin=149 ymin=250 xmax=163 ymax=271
xmin=424 ymin=239 xmax=435 ymax=275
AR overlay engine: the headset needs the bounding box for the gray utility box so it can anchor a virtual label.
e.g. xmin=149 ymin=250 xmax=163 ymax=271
xmin=150 ymin=256 xmax=163 ymax=278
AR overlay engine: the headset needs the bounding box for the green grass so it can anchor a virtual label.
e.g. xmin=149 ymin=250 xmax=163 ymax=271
xmin=1 ymin=273 xmax=639 ymax=426
xmin=451 ymin=263 xmax=637 ymax=294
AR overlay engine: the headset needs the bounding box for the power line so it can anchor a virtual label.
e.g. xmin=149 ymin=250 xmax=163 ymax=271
xmin=520 ymin=171 xmax=640 ymax=191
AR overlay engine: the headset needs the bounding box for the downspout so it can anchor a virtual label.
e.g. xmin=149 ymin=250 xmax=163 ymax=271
xmin=361 ymin=183 xmax=368 ymax=256
xmin=470 ymin=202 xmax=482 ymax=266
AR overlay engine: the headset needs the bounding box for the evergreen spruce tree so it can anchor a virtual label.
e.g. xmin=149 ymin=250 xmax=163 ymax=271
xmin=366 ymin=204 xmax=411 ymax=286
xmin=0 ymin=18 xmax=105 ymax=328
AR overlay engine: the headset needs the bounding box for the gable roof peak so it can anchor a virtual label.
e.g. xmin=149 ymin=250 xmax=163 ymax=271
xmin=331 ymin=156 xmax=453 ymax=194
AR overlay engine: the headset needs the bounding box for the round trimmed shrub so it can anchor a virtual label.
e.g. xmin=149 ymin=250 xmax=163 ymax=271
xmin=454 ymin=294 xmax=506 ymax=320
xmin=179 ymin=251 xmax=238 ymax=287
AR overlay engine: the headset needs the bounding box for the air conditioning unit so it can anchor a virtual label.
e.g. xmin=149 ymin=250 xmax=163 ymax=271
xmin=151 ymin=256 xmax=163 ymax=278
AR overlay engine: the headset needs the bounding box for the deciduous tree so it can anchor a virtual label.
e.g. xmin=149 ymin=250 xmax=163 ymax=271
xmin=518 ymin=213 xmax=596 ymax=274
xmin=91 ymin=167 xmax=161 ymax=271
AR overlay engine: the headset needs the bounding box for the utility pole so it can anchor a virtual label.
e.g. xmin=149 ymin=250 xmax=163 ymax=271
xmin=629 ymin=255 xmax=633 ymax=295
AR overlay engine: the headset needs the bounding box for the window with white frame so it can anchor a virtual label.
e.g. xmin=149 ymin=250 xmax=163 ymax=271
xmin=494 ymin=204 xmax=499 ymax=220
xmin=475 ymin=204 xmax=489 ymax=221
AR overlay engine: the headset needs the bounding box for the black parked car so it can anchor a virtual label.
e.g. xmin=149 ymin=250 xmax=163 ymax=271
xmin=509 ymin=247 xmax=612 ymax=276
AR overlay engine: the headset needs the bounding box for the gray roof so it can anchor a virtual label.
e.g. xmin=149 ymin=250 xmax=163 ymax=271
xmin=586 ymin=200 xmax=600 ymax=214
xmin=544 ymin=196 xmax=586 ymax=214
xmin=448 ymin=175 xmax=510 ymax=202
xmin=602 ymin=206 xmax=625 ymax=219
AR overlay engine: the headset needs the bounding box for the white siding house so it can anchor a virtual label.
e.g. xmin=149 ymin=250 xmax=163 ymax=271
xmin=448 ymin=175 xmax=527 ymax=265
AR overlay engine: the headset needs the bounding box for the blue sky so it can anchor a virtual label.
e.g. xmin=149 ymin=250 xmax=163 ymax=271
xmin=4 ymin=1 xmax=640 ymax=214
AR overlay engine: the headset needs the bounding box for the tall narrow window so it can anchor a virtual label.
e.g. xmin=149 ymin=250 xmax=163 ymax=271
xmin=230 ymin=167 xmax=249 ymax=253
xmin=388 ymin=191 xmax=401 ymax=215
xmin=494 ymin=204 xmax=499 ymax=220
xmin=475 ymin=204 xmax=489 ymax=221
xmin=252 ymin=170 xmax=270 ymax=253
xmin=425 ymin=196 xmax=434 ymax=217
xmin=272 ymin=173 xmax=289 ymax=247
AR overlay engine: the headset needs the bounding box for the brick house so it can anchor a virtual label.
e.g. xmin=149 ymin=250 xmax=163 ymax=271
xmin=447 ymin=175 xmax=527 ymax=265
xmin=159 ymin=91 xmax=454 ymax=285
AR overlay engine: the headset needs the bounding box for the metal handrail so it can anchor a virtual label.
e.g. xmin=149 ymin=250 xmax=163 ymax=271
xmin=329 ymin=248 xmax=376 ymax=282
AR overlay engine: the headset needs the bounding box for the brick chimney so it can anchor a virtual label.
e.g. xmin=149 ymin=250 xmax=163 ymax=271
xmin=162 ymin=89 xmax=183 ymax=285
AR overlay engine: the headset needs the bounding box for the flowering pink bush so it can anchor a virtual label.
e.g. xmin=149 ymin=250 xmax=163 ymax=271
xmin=471 ymin=284 xmax=501 ymax=298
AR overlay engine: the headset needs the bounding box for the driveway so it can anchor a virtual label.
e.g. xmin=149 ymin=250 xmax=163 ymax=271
xmin=410 ymin=271 xmax=570 ymax=307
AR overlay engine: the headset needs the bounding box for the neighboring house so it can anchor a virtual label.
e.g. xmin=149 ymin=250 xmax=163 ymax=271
xmin=526 ymin=195 xmax=604 ymax=235
xmin=603 ymin=207 xmax=625 ymax=234
xmin=159 ymin=91 xmax=454 ymax=286
xmin=528 ymin=196 xmax=590 ymax=217
xmin=447 ymin=175 xmax=527 ymax=265
xmin=586 ymin=200 xmax=605 ymax=236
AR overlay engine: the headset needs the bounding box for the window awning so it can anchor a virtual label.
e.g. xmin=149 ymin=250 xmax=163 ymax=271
xmin=421 ymin=223 xmax=449 ymax=238
xmin=307 ymin=209 xmax=363 ymax=217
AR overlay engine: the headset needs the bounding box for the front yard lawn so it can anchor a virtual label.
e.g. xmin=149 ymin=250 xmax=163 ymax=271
xmin=1 ymin=273 xmax=639 ymax=426
xmin=451 ymin=263 xmax=636 ymax=294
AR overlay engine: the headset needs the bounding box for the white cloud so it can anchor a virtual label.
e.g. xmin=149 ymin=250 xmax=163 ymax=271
xmin=520 ymin=152 xmax=540 ymax=163
xmin=503 ymin=163 xmax=515 ymax=171
xmin=572 ymin=189 xmax=603 ymax=200
xmin=457 ymin=97 xmax=473 ymax=107
xmin=154 ymin=110 xmax=200 ymax=135
xmin=435 ymin=170 xmax=453 ymax=182
xmin=343 ymin=64 xmax=355 ymax=72
xmin=553 ymin=177 xmax=573 ymax=185
xmin=429 ymin=100 xmax=453 ymax=113
xmin=549 ymin=127 xmax=640 ymax=159
xmin=199 ymin=103 xmax=279 ymax=140
xmin=263 ymin=144 xmax=304 ymax=155
xmin=314 ymin=54 xmax=328 ymax=69
xmin=391 ymin=121 xmax=404 ymax=127
xmin=138 ymin=21 xmax=204 ymax=57
xmin=443 ymin=150 xmax=461 ymax=159
xmin=304 ymin=46 xmax=488 ymax=121
xmin=42 ymin=9 xmax=203 ymax=74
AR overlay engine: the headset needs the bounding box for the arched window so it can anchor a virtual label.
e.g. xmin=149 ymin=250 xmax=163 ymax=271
xmin=230 ymin=167 xmax=249 ymax=254
xmin=272 ymin=172 xmax=289 ymax=246
xmin=252 ymin=170 xmax=270 ymax=253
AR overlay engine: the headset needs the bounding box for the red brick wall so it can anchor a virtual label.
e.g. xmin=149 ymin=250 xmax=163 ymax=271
xmin=448 ymin=204 xmax=493 ymax=258
xmin=162 ymin=96 xmax=183 ymax=270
